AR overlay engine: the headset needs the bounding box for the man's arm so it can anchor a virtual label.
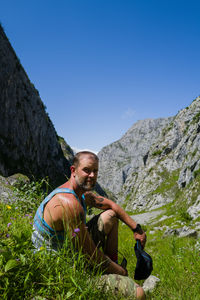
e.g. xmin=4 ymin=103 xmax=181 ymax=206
xmin=84 ymin=192 xmax=146 ymax=248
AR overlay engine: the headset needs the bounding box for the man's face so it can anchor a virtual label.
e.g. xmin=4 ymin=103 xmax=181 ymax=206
xmin=74 ymin=156 xmax=98 ymax=191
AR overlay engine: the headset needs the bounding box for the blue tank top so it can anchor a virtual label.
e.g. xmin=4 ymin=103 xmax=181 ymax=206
xmin=32 ymin=188 xmax=87 ymax=251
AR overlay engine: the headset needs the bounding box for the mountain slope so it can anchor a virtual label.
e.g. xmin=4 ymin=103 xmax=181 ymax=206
xmin=0 ymin=24 xmax=73 ymax=186
xmin=98 ymin=96 xmax=200 ymax=215
xmin=98 ymin=118 xmax=172 ymax=196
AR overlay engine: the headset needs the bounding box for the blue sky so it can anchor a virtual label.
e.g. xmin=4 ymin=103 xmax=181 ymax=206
xmin=1 ymin=0 xmax=200 ymax=153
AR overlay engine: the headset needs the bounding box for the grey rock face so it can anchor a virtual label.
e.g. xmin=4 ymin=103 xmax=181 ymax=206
xmin=126 ymin=97 xmax=200 ymax=211
xmin=98 ymin=96 xmax=200 ymax=212
xmin=0 ymin=174 xmax=24 ymax=203
xmin=0 ymin=25 xmax=73 ymax=186
xmin=98 ymin=118 xmax=171 ymax=195
xmin=164 ymin=226 xmax=198 ymax=238
xmin=187 ymin=195 xmax=200 ymax=220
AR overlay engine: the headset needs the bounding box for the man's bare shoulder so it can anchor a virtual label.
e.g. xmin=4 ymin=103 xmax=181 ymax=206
xmin=44 ymin=192 xmax=84 ymax=224
xmin=49 ymin=192 xmax=81 ymax=210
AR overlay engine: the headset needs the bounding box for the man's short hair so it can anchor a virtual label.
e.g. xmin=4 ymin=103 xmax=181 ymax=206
xmin=73 ymin=151 xmax=99 ymax=168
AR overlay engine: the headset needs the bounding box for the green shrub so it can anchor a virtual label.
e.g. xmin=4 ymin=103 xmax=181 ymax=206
xmin=152 ymin=149 xmax=162 ymax=156
xmin=194 ymin=168 xmax=200 ymax=178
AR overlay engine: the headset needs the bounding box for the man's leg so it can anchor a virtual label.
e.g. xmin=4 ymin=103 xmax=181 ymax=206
xmin=98 ymin=274 xmax=146 ymax=300
xmin=89 ymin=212 xmax=146 ymax=299
xmin=100 ymin=209 xmax=119 ymax=263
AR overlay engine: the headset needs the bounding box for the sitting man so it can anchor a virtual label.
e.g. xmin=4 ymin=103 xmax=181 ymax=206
xmin=32 ymin=151 xmax=146 ymax=300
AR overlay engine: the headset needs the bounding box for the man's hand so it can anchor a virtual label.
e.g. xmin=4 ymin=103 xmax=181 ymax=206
xmin=134 ymin=230 xmax=147 ymax=248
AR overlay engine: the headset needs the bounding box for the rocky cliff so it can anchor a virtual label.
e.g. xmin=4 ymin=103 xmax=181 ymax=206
xmin=0 ymin=24 xmax=73 ymax=186
xmin=98 ymin=96 xmax=200 ymax=218
xmin=98 ymin=118 xmax=172 ymax=196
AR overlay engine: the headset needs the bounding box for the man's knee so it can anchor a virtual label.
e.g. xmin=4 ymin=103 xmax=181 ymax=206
xmin=102 ymin=209 xmax=118 ymax=221
xmin=101 ymin=209 xmax=119 ymax=224
xmin=100 ymin=209 xmax=118 ymax=234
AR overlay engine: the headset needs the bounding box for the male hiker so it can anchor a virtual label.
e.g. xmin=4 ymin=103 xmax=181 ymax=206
xmin=32 ymin=151 xmax=146 ymax=299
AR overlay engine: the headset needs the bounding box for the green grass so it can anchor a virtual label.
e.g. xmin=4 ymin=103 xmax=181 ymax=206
xmin=119 ymin=223 xmax=200 ymax=299
xmin=0 ymin=179 xmax=200 ymax=299
xmin=0 ymin=181 xmax=114 ymax=299
xmin=152 ymin=169 xmax=179 ymax=196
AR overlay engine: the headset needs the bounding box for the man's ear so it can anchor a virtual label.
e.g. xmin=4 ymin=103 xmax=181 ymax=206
xmin=70 ymin=165 xmax=76 ymax=174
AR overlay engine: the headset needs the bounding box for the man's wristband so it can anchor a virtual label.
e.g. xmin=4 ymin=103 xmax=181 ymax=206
xmin=132 ymin=223 xmax=142 ymax=233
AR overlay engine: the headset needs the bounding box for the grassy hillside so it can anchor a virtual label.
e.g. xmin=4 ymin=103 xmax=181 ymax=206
xmin=0 ymin=179 xmax=199 ymax=299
